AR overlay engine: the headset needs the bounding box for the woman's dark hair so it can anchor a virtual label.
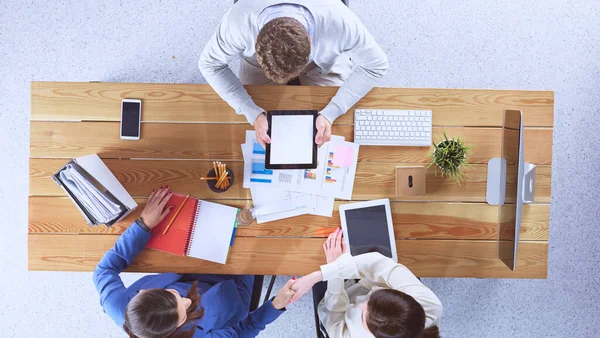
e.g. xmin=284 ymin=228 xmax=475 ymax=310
xmin=366 ymin=289 xmax=440 ymax=338
xmin=123 ymin=281 xmax=204 ymax=338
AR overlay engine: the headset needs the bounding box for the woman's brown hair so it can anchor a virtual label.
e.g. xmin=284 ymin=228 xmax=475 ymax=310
xmin=366 ymin=289 xmax=440 ymax=338
xmin=123 ymin=281 xmax=205 ymax=338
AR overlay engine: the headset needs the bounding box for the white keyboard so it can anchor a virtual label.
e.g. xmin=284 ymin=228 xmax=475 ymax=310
xmin=354 ymin=109 xmax=433 ymax=146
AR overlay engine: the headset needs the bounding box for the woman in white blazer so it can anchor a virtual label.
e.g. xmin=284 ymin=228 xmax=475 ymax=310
xmin=291 ymin=229 xmax=443 ymax=338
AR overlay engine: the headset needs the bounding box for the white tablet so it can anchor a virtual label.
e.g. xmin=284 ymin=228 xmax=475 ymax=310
xmin=265 ymin=110 xmax=318 ymax=170
xmin=339 ymin=199 xmax=397 ymax=262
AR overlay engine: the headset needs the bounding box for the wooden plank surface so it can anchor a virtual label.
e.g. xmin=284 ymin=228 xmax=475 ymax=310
xmin=29 ymin=82 xmax=553 ymax=278
xmin=29 ymin=158 xmax=552 ymax=202
xmin=28 ymin=234 xmax=547 ymax=278
xmin=30 ymin=121 xmax=553 ymax=165
xmin=28 ymin=197 xmax=550 ymax=241
xmin=31 ymin=82 xmax=554 ymax=127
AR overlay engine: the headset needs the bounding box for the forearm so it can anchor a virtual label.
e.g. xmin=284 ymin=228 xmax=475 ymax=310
xmin=199 ymin=62 xmax=264 ymax=124
xmin=93 ymin=222 xmax=151 ymax=305
xmin=208 ymin=299 xmax=285 ymax=338
xmin=320 ymin=65 xmax=387 ymax=123
xmin=198 ymin=16 xmax=263 ymax=125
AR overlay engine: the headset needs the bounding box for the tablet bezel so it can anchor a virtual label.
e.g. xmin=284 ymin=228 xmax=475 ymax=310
xmin=265 ymin=110 xmax=318 ymax=170
xmin=339 ymin=198 xmax=398 ymax=262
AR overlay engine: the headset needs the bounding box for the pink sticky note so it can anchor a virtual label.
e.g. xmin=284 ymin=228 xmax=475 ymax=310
xmin=332 ymin=146 xmax=354 ymax=167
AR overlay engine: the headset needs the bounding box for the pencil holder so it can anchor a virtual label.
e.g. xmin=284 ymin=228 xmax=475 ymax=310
xmin=206 ymin=168 xmax=234 ymax=193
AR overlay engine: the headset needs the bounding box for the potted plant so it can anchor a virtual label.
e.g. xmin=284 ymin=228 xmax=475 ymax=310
xmin=429 ymin=131 xmax=472 ymax=184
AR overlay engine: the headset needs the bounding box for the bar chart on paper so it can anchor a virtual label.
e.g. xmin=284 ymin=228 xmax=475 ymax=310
xmin=250 ymin=142 xmax=273 ymax=184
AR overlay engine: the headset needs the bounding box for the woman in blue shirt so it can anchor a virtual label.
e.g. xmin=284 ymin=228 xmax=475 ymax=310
xmin=93 ymin=186 xmax=296 ymax=338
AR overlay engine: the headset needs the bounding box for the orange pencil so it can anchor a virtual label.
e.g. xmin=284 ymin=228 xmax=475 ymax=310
xmin=163 ymin=194 xmax=189 ymax=235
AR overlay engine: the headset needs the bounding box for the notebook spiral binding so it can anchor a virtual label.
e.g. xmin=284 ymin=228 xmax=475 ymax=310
xmin=183 ymin=200 xmax=201 ymax=256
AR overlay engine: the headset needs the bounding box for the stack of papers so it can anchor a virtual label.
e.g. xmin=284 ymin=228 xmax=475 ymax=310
xmin=241 ymin=131 xmax=359 ymax=223
xmin=58 ymin=164 xmax=125 ymax=224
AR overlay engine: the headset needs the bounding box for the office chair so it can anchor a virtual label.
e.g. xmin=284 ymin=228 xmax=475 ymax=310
xmin=234 ymin=0 xmax=349 ymax=6
xmin=249 ymin=275 xmax=264 ymax=311
xmin=312 ymin=281 xmax=330 ymax=338
xmin=249 ymin=275 xmax=279 ymax=312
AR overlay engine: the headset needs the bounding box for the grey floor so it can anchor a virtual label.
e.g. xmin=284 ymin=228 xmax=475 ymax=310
xmin=1 ymin=0 xmax=599 ymax=337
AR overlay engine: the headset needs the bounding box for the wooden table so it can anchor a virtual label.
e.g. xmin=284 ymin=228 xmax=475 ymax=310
xmin=28 ymin=82 xmax=553 ymax=278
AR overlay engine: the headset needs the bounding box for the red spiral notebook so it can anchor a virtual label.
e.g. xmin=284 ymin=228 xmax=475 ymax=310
xmin=146 ymin=193 xmax=239 ymax=264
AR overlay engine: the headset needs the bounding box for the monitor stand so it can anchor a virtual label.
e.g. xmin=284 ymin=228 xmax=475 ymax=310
xmin=486 ymin=158 xmax=537 ymax=205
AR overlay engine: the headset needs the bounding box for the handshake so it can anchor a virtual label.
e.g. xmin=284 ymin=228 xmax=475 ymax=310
xmin=271 ymin=228 xmax=346 ymax=310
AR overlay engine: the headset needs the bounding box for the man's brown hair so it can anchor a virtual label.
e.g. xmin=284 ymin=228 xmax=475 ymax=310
xmin=256 ymin=17 xmax=311 ymax=83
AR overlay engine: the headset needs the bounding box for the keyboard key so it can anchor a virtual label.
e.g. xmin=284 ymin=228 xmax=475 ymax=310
xmin=383 ymin=110 xmax=409 ymax=116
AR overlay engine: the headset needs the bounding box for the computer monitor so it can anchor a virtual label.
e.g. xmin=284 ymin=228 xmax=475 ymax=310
xmin=498 ymin=110 xmax=525 ymax=271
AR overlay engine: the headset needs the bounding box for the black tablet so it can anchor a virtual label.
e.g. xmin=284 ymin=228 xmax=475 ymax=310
xmin=265 ymin=110 xmax=318 ymax=170
xmin=339 ymin=199 xmax=397 ymax=262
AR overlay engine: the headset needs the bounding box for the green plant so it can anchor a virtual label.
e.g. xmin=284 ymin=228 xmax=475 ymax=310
xmin=428 ymin=131 xmax=472 ymax=183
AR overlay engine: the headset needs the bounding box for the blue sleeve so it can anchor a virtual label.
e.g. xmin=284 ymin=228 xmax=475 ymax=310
xmin=203 ymin=300 xmax=285 ymax=338
xmin=92 ymin=222 xmax=152 ymax=326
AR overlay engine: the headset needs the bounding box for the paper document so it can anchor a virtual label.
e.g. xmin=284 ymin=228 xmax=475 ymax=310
xmin=58 ymin=164 xmax=124 ymax=224
xmin=243 ymin=131 xmax=359 ymax=200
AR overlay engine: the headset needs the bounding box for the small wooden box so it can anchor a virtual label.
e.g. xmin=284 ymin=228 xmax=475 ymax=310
xmin=395 ymin=166 xmax=426 ymax=196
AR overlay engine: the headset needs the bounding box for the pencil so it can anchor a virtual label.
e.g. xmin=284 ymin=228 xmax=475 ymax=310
xmin=163 ymin=194 xmax=189 ymax=235
xmin=200 ymin=177 xmax=218 ymax=181
xmin=213 ymin=161 xmax=218 ymax=176
xmin=215 ymin=170 xmax=228 ymax=189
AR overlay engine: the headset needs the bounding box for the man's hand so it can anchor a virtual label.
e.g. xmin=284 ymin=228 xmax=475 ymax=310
xmin=140 ymin=186 xmax=173 ymax=229
xmin=272 ymin=278 xmax=297 ymax=310
xmin=290 ymin=271 xmax=322 ymax=303
xmin=315 ymin=115 xmax=332 ymax=147
xmin=324 ymin=228 xmax=346 ymax=264
xmin=253 ymin=113 xmax=271 ymax=149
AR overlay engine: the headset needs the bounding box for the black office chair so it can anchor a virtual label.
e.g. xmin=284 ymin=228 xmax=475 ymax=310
xmin=312 ymin=281 xmax=330 ymax=338
xmin=249 ymin=275 xmax=278 ymax=311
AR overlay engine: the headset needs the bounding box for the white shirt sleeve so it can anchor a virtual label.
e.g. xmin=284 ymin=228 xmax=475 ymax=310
xmin=319 ymin=8 xmax=389 ymax=123
xmin=320 ymin=252 xmax=443 ymax=328
xmin=198 ymin=10 xmax=264 ymax=124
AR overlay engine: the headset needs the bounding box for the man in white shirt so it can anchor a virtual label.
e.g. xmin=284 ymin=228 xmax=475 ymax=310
xmin=199 ymin=0 xmax=389 ymax=148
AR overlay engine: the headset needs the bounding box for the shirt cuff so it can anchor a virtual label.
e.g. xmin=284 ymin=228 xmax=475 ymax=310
xmin=256 ymin=298 xmax=286 ymax=323
xmin=239 ymin=98 xmax=265 ymax=124
xmin=128 ymin=221 xmax=153 ymax=242
xmin=326 ymin=279 xmax=345 ymax=295
xmin=320 ymin=102 xmax=345 ymax=124
xmin=320 ymin=261 xmax=340 ymax=281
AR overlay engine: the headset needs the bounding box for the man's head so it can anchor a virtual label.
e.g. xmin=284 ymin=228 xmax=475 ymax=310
xmin=256 ymin=17 xmax=311 ymax=84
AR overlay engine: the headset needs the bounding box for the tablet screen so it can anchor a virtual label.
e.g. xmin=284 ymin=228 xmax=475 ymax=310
xmin=344 ymin=205 xmax=393 ymax=258
xmin=270 ymin=115 xmax=314 ymax=165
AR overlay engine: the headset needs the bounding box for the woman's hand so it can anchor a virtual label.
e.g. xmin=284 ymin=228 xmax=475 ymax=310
xmin=140 ymin=186 xmax=173 ymax=229
xmin=272 ymin=278 xmax=297 ymax=310
xmin=290 ymin=271 xmax=322 ymax=303
xmin=324 ymin=228 xmax=346 ymax=264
